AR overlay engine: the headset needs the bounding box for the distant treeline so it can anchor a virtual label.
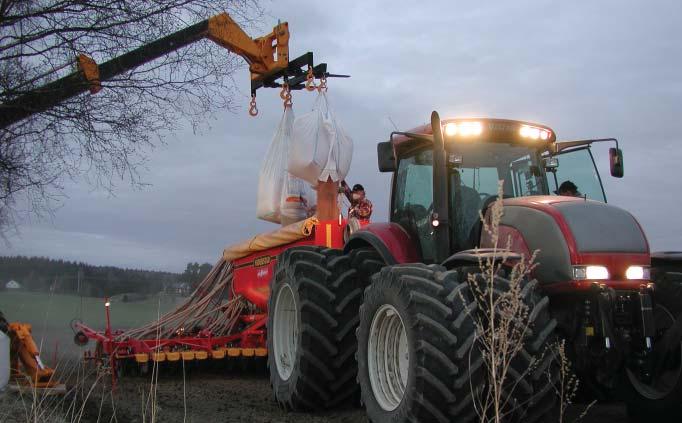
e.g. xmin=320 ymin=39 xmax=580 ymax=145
xmin=0 ymin=256 xmax=213 ymax=297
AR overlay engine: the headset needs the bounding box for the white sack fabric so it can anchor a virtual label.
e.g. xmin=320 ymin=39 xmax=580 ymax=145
xmin=280 ymin=174 xmax=315 ymax=226
xmin=289 ymin=92 xmax=353 ymax=185
xmin=257 ymin=107 xmax=312 ymax=224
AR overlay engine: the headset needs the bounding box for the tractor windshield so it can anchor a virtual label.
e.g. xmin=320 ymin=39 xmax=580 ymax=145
xmin=447 ymin=142 xmax=548 ymax=250
xmin=393 ymin=143 xmax=548 ymax=260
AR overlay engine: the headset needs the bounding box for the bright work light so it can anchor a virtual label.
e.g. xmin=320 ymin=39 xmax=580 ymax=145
xmin=520 ymin=124 xmax=551 ymax=141
xmin=443 ymin=121 xmax=482 ymax=137
xmin=458 ymin=121 xmax=482 ymax=136
xmin=444 ymin=123 xmax=458 ymax=136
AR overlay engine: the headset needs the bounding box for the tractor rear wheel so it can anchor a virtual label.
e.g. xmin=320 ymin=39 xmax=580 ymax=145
xmin=357 ymin=264 xmax=558 ymax=423
xmin=267 ymin=246 xmax=383 ymax=410
xmin=624 ymin=273 xmax=682 ymax=423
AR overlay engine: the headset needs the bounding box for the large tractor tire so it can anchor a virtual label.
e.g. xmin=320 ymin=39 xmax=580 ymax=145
xmin=267 ymin=246 xmax=383 ymax=410
xmin=357 ymin=264 xmax=558 ymax=423
xmin=624 ymin=272 xmax=682 ymax=423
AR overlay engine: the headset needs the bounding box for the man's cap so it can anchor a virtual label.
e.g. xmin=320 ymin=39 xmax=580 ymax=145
xmin=555 ymin=180 xmax=579 ymax=195
xmin=352 ymin=184 xmax=365 ymax=192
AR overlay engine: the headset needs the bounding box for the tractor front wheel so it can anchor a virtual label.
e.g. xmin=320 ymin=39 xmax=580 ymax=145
xmin=624 ymin=273 xmax=682 ymax=423
xmin=357 ymin=264 xmax=559 ymax=423
xmin=357 ymin=264 xmax=480 ymax=423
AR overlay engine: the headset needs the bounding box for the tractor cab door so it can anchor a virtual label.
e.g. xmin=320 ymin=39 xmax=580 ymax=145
xmin=547 ymin=147 xmax=607 ymax=202
xmin=392 ymin=149 xmax=436 ymax=262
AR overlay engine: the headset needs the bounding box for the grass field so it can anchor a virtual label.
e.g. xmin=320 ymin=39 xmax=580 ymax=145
xmin=0 ymin=291 xmax=179 ymax=359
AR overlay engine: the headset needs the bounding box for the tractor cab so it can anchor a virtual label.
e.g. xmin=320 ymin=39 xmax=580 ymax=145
xmin=377 ymin=114 xmax=624 ymax=263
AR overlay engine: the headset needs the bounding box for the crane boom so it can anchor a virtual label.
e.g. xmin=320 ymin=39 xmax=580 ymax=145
xmin=0 ymin=12 xmax=328 ymax=129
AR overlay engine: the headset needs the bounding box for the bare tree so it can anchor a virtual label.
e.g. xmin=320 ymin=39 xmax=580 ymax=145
xmin=0 ymin=0 xmax=262 ymax=234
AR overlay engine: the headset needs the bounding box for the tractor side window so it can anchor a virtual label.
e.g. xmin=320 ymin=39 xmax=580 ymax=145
xmin=551 ymin=148 xmax=606 ymax=202
xmin=451 ymin=167 xmax=498 ymax=250
xmin=510 ymin=155 xmax=544 ymax=196
xmin=393 ymin=150 xmax=435 ymax=262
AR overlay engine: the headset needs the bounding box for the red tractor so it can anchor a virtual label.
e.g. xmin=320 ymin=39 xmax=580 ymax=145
xmin=267 ymin=112 xmax=682 ymax=422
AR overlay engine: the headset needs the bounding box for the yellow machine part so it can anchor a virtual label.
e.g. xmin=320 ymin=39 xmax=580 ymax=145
xmin=7 ymin=322 xmax=60 ymax=389
xmin=206 ymin=13 xmax=289 ymax=80
xmin=135 ymin=353 xmax=149 ymax=363
xmin=71 ymin=11 xmax=292 ymax=104
xmin=127 ymin=347 xmax=266 ymax=367
xmin=76 ymin=54 xmax=101 ymax=94
xmin=223 ymin=217 xmax=317 ymax=261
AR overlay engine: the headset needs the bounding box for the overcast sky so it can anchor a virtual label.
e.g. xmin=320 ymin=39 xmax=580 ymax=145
xmin=2 ymin=0 xmax=681 ymax=272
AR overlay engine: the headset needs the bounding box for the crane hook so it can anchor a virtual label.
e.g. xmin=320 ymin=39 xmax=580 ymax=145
xmin=305 ymin=66 xmax=316 ymax=91
xmin=249 ymin=94 xmax=258 ymax=116
xmin=281 ymin=84 xmax=293 ymax=108
xmin=317 ymin=75 xmax=327 ymax=93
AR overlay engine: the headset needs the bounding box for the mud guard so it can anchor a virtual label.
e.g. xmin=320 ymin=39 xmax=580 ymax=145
xmin=344 ymin=223 xmax=419 ymax=265
xmin=441 ymin=248 xmax=523 ymax=270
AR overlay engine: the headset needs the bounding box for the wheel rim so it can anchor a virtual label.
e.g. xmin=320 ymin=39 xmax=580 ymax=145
xmin=627 ymin=304 xmax=682 ymax=399
xmin=368 ymin=304 xmax=409 ymax=411
xmin=273 ymin=284 xmax=298 ymax=381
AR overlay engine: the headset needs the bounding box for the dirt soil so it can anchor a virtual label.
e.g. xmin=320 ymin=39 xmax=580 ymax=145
xmin=0 ymin=293 xmax=632 ymax=422
xmin=78 ymin=369 xmax=629 ymax=423
xmin=1 ymin=369 xmax=630 ymax=423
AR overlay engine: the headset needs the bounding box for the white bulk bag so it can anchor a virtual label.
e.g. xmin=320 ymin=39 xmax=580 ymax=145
xmin=256 ymin=107 xmax=314 ymax=224
xmin=256 ymin=107 xmax=295 ymax=223
xmin=289 ymin=92 xmax=353 ymax=185
xmin=0 ymin=331 xmax=8 ymax=391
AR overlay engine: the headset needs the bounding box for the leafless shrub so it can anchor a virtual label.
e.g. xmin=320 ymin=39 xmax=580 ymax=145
xmin=464 ymin=181 xmax=589 ymax=423
xmin=551 ymin=339 xmax=596 ymax=423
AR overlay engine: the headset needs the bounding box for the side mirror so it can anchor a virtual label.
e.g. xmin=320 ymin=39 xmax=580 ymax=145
xmin=543 ymin=156 xmax=559 ymax=171
xmin=609 ymin=147 xmax=624 ymax=178
xmin=377 ymin=141 xmax=396 ymax=172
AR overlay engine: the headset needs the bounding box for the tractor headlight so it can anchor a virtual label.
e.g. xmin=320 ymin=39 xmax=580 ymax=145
xmin=626 ymin=266 xmax=650 ymax=280
xmin=573 ymin=265 xmax=609 ymax=280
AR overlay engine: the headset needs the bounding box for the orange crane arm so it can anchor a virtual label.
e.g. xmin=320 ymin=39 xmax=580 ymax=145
xmin=206 ymin=13 xmax=289 ymax=80
xmin=1 ymin=12 xmax=330 ymax=129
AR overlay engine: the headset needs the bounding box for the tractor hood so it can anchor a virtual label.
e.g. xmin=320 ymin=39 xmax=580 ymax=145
xmin=482 ymin=196 xmax=650 ymax=285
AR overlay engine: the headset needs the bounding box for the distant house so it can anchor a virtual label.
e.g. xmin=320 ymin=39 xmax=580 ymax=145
xmin=170 ymin=282 xmax=191 ymax=296
xmin=5 ymin=280 xmax=22 ymax=290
